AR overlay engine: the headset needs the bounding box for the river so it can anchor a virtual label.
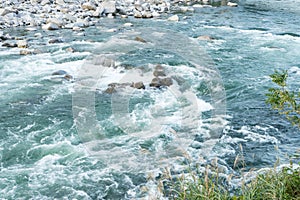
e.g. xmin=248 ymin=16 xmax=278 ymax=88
xmin=0 ymin=0 xmax=300 ymax=199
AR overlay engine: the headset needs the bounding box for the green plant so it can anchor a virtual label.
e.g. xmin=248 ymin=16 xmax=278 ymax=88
xmin=266 ymin=70 xmax=300 ymax=126
xmin=240 ymin=163 xmax=300 ymax=200
xmin=166 ymin=165 xmax=231 ymax=200
xmin=165 ymin=163 xmax=300 ymax=200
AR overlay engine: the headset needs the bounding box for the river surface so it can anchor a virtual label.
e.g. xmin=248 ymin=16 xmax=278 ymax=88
xmin=1 ymin=0 xmax=300 ymax=199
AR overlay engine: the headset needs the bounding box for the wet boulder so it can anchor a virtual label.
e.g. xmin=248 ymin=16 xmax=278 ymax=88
xmin=131 ymin=82 xmax=145 ymax=89
xmin=150 ymin=77 xmax=173 ymax=88
xmin=48 ymin=38 xmax=64 ymax=44
xmin=153 ymin=64 xmax=166 ymax=77
xmin=52 ymin=70 xmax=68 ymax=76
xmin=101 ymin=1 xmax=116 ymax=14
xmin=17 ymin=40 xmax=28 ymax=48
xmin=105 ymin=82 xmax=132 ymax=94
xmin=42 ymin=22 xmax=60 ymax=30
xmin=134 ymin=36 xmax=147 ymax=43
xmin=2 ymin=42 xmax=17 ymax=48
xmin=51 ymin=70 xmax=73 ymax=81
xmin=20 ymin=50 xmax=32 ymax=55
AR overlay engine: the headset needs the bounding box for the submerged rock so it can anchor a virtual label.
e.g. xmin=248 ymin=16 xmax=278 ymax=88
xmin=134 ymin=36 xmax=147 ymax=43
xmin=153 ymin=64 xmax=166 ymax=77
xmin=52 ymin=70 xmax=68 ymax=76
xmin=51 ymin=70 xmax=73 ymax=81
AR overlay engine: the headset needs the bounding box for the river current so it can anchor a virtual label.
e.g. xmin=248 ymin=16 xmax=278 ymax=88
xmin=0 ymin=0 xmax=300 ymax=199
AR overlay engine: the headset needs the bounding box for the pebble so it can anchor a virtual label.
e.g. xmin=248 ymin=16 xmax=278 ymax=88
xmin=0 ymin=0 xmax=232 ymax=30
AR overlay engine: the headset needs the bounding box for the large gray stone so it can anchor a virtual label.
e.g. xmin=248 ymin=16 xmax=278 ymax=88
xmin=82 ymin=2 xmax=97 ymax=11
xmin=42 ymin=22 xmax=60 ymax=30
xmin=56 ymin=0 xmax=65 ymax=5
xmin=150 ymin=77 xmax=173 ymax=88
xmin=46 ymin=18 xmax=64 ymax=27
xmin=17 ymin=40 xmax=28 ymax=48
xmin=93 ymin=6 xmax=105 ymax=17
xmin=0 ymin=8 xmax=14 ymax=16
xmin=101 ymin=1 xmax=116 ymax=14
xmin=132 ymin=82 xmax=145 ymax=89
xmin=168 ymin=14 xmax=179 ymax=22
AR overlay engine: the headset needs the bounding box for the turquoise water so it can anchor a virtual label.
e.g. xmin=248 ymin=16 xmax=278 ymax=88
xmin=1 ymin=0 xmax=300 ymax=199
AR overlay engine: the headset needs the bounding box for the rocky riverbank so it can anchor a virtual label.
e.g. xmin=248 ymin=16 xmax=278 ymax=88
xmin=0 ymin=0 xmax=238 ymax=30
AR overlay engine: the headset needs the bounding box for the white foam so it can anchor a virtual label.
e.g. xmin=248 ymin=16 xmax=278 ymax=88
xmin=236 ymin=126 xmax=279 ymax=144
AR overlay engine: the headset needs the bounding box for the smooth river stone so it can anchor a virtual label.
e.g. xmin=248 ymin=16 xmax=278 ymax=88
xmin=17 ymin=40 xmax=28 ymax=48
xmin=101 ymin=1 xmax=116 ymax=14
xmin=42 ymin=22 xmax=60 ymax=30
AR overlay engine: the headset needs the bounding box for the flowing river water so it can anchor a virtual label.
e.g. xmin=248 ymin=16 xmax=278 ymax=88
xmin=0 ymin=0 xmax=300 ymax=199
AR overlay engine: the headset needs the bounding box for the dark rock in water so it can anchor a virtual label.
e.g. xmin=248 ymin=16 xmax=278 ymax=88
xmin=52 ymin=70 xmax=68 ymax=76
xmin=132 ymin=81 xmax=145 ymax=89
xmin=105 ymin=86 xmax=117 ymax=94
xmin=135 ymin=36 xmax=147 ymax=43
xmin=105 ymin=82 xmax=145 ymax=93
xmin=153 ymin=64 xmax=166 ymax=77
xmin=150 ymin=77 xmax=173 ymax=88
xmin=149 ymin=77 xmax=160 ymax=88
xmin=50 ymin=71 xmax=73 ymax=82
xmin=48 ymin=38 xmax=64 ymax=44
xmin=2 ymin=42 xmax=17 ymax=48
xmin=0 ymin=35 xmax=9 ymax=41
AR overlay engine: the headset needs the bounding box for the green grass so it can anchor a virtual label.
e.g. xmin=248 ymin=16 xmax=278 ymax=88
xmin=165 ymin=163 xmax=300 ymax=200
